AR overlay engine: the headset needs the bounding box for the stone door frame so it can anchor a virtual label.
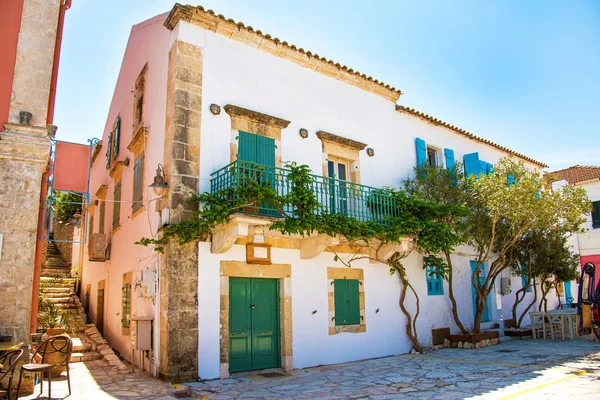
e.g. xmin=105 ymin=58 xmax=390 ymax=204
xmin=219 ymin=261 xmax=292 ymax=379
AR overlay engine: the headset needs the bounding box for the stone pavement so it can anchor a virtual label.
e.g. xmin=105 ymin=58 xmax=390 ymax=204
xmin=15 ymin=338 xmax=600 ymax=399
xmin=183 ymin=339 xmax=600 ymax=399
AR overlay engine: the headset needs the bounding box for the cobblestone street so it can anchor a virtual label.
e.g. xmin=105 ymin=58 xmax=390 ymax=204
xmin=18 ymin=338 xmax=600 ymax=399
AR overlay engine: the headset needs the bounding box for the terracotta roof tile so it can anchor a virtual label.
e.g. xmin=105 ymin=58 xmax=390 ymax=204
xmin=395 ymin=105 xmax=548 ymax=168
xmin=549 ymin=165 xmax=600 ymax=184
xmin=164 ymin=4 xmax=402 ymax=102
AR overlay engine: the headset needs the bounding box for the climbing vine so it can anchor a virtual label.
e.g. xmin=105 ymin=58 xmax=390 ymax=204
xmin=137 ymin=162 xmax=465 ymax=352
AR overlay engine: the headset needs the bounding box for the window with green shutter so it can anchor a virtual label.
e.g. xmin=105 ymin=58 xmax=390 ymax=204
xmin=113 ymin=116 xmax=121 ymax=157
xmin=105 ymin=133 xmax=112 ymax=169
xmin=121 ymin=283 xmax=131 ymax=328
xmin=333 ymin=279 xmax=361 ymax=325
xmin=426 ymin=265 xmax=443 ymax=296
xmin=99 ymin=202 xmax=105 ymax=234
xmin=113 ymin=182 xmax=121 ymax=229
xmin=132 ymin=153 xmax=144 ymax=214
xmin=592 ymin=201 xmax=600 ymax=229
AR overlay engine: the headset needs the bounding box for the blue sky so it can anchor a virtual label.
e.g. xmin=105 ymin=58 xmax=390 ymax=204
xmin=54 ymin=0 xmax=600 ymax=170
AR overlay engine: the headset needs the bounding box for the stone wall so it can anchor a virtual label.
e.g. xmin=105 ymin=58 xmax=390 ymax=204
xmin=158 ymin=40 xmax=202 ymax=382
xmin=53 ymin=217 xmax=74 ymax=264
xmin=0 ymin=127 xmax=50 ymax=342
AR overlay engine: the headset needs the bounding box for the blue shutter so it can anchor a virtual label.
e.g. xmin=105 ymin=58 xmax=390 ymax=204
xmin=487 ymin=163 xmax=494 ymax=175
xmin=479 ymin=160 xmax=488 ymax=175
xmin=415 ymin=138 xmax=427 ymax=166
xmin=521 ymin=266 xmax=532 ymax=293
xmin=426 ymin=266 xmax=443 ymax=296
xmin=507 ymin=174 xmax=515 ymax=186
xmin=592 ymin=201 xmax=600 ymax=229
xmin=463 ymin=153 xmax=479 ymax=177
xmin=444 ymin=148 xmax=455 ymax=170
xmin=114 ymin=116 xmax=121 ymax=156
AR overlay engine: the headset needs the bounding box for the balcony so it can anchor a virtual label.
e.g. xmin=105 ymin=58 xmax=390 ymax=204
xmin=210 ymin=159 xmax=400 ymax=222
xmin=208 ymin=160 xmax=408 ymax=258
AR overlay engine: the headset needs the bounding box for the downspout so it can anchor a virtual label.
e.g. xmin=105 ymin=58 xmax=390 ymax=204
xmin=46 ymin=0 xmax=72 ymax=124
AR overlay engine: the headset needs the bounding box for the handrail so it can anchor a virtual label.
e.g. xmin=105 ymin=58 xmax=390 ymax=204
xmin=210 ymin=159 xmax=398 ymax=223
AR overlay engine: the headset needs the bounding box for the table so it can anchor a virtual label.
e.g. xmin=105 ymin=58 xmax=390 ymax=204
xmin=0 ymin=342 xmax=23 ymax=353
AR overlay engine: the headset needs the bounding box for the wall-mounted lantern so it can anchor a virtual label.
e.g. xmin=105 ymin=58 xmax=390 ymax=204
xmin=209 ymin=104 xmax=221 ymax=115
xmin=299 ymin=128 xmax=309 ymax=139
xmin=149 ymin=164 xmax=168 ymax=196
xmin=366 ymin=147 xmax=375 ymax=157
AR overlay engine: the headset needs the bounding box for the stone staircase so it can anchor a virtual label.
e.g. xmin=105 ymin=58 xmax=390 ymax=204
xmin=42 ymin=241 xmax=71 ymax=277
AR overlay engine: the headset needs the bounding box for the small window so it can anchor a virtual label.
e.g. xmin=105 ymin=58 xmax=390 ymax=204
xmin=426 ymin=147 xmax=438 ymax=167
xmin=113 ymin=182 xmax=121 ymax=229
xmin=592 ymin=201 xmax=600 ymax=229
xmin=132 ymin=153 xmax=145 ymax=214
xmin=88 ymin=216 xmax=94 ymax=243
xmin=426 ymin=265 xmax=443 ymax=296
xmin=121 ymin=283 xmax=131 ymax=329
xmin=133 ymin=64 xmax=147 ymax=128
xmin=333 ymin=279 xmax=360 ymax=325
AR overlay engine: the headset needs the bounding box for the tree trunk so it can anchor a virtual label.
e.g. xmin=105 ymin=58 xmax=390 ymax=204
xmin=517 ymin=278 xmax=538 ymax=327
xmin=511 ymin=286 xmax=527 ymax=325
xmin=392 ymin=260 xmax=423 ymax=353
xmin=538 ymin=281 xmax=549 ymax=312
xmin=444 ymin=251 xmax=469 ymax=334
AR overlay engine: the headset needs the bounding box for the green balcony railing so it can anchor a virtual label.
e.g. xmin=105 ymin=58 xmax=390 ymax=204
xmin=210 ymin=159 xmax=400 ymax=223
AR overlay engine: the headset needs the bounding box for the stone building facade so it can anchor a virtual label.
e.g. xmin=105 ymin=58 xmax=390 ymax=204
xmin=0 ymin=0 xmax=64 ymax=343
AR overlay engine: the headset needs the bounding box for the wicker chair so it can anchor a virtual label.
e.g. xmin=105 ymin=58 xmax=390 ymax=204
xmin=0 ymin=349 xmax=24 ymax=400
xmin=16 ymin=336 xmax=72 ymax=399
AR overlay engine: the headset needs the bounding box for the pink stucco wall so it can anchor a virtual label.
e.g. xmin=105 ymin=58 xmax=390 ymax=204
xmin=81 ymin=13 xmax=170 ymax=367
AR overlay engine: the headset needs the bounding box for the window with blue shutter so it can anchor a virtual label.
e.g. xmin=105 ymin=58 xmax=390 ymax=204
xmin=521 ymin=266 xmax=532 ymax=293
xmin=444 ymin=148 xmax=455 ymax=170
xmin=592 ymin=201 xmax=600 ymax=229
xmin=415 ymin=138 xmax=427 ymax=166
xmin=334 ymin=279 xmax=361 ymax=325
xmin=114 ymin=116 xmax=121 ymax=157
xmin=426 ymin=265 xmax=443 ymax=296
xmin=463 ymin=153 xmax=479 ymax=177
xmin=478 ymin=160 xmax=488 ymax=176
xmin=487 ymin=163 xmax=494 ymax=175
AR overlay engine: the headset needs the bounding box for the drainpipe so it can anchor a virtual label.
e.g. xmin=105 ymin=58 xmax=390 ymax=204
xmin=30 ymin=170 xmax=49 ymax=334
xmin=46 ymin=0 xmax=72 ymax=124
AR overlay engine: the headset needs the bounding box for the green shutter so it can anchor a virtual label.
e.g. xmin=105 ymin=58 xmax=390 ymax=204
xmin=238 ymin=131 xmax=257 ymax=163
xmin=122 ymin=283 xmax=131 ymax=328
xmin=334 ymin=279 xmax=360 ymax=326
xmin=346 ymin=279 xmax=360 ymax=325
xmin=99 ymin=202 xmax=105 ymax=234
xmin=114 ymin=116 xmax=121 ymax=156
xmin=255 ymin=134 xmax=276 ymax=167
xmin=113 ymin=182 xmax=121 ymax=229
xmin=105 ymin=133 xmax=112 ymax=169
xmin=592 ymin=201 xmax=600 ymax=229
xmin=415 ymin=138 xmax=427 ymax=166
xmin=133 ymin=153 xmax=144 ymax=213
xmin=444 ymin=148 xmax=455 ymax=170
xmin=463 ymin=153 xmax=479 ymax=177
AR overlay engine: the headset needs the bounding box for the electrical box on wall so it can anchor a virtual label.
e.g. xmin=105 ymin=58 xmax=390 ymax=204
xmin=131 ymin=317 xmax=153 ymax=351
xmin=501 ymin=278 xmax=512 ymax=295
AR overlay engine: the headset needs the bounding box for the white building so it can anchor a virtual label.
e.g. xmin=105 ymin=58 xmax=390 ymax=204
xmin=80 ymin=4 xmax=561 ymax=382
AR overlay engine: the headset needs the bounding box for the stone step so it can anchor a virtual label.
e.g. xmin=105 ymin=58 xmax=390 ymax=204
xmin=45 ymin=260 xmax=70 ymax=266
xmin=70 ymin=351 xmax=102 ymax=363
xmin=41 ymin=277 xmax=76 ymax=282
xmin=46 ymin=296 xmax=75 ymax=303
xmin=71 ymin=337 xmax=92 ymax=352
xmin=40 ymin=286 xmax=72 ymax=292
xmin=42 ymin=267 xmax=70 ymax=273
xmin=40 ymin=292 xmax=74 ymax=299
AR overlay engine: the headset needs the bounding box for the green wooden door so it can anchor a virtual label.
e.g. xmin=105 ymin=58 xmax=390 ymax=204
xmin=229 ymin=278 xmax=280 ymax=373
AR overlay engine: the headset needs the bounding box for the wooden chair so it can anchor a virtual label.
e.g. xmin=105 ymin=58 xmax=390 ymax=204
xmin=529 ymin=312 xmax=545 ymax=339
xmin=16 ymin=336 xmax=72 ymax=399
xmin=0 ymin=349 xmax=24 ymax=400
xmin=546 ymin=311 xmax=565 ymax=340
